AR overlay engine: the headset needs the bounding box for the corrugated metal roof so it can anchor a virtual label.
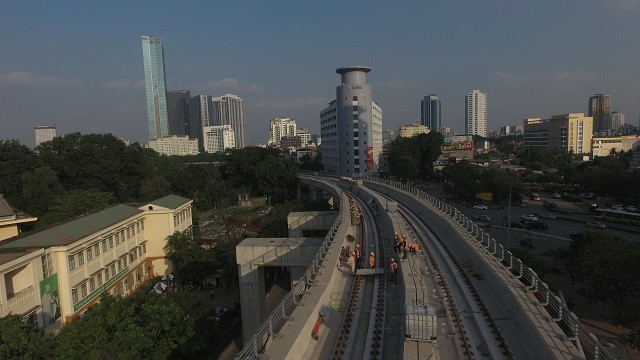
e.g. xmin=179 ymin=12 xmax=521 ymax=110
xmin=0 ymin=204 xmax=142 ymax=249
xmin=148 ymin=194 xmax=191 ymax=210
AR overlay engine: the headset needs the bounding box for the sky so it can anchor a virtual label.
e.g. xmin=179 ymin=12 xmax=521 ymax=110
xmin=1 ymin=0 xmax=640 ymax=147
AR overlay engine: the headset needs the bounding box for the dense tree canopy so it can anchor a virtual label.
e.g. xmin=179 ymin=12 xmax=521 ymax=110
xmin=547 ymin=230 xmax=640 ymax=348
xmin=388 ymin=132 xmax=443 ymax=180
xmin=0 ymin=135 xmax=300 ymax=228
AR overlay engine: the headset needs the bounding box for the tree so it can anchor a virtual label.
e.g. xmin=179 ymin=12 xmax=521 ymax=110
xmin=391 ymin=156 xmax=418 ymax=180
xmin=0 ymin=140 xmax=41 ymax=207
xmin=20 ymin=166 xmax=65 ymax=216
xmin=37 ymin=189 xmax=112 ymax=228
xmin=255 ymin=155 xmax=299 ymax=204
xmin=0 ymin=315 xmax=54 ymax=360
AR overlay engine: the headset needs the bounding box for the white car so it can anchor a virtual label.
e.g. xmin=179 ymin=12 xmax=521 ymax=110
xmin=521 ymin=214 xmax=538 ymax=221
xmin=473 ymin=204 xmax=488 ymax=210
xmin=540 ymin=213 xmax=557 ymax=220
xmin=552 ymin=193 xmax=562 ymax=199
xmin=625 ymin=205 xmax=638 ymax=213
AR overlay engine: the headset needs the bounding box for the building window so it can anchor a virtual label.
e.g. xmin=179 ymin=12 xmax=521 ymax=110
xmin=80 ymin=283 xmax=87 ymax=298
xmin=102 ymin=239 xmax=107 ymax=252
xmin=86 ymin=249 xmax=92 ymax=261
xmin=42 ymin=254 xmax=54 ymax=278
xmin=97 ymin=273 xmax=103 ymax=286
xmin=126 ymin=227 xmax=131 ymax=239
xmin=142 ymin=243 xmax=147 ymax=254
xmin=109 ymin=235 xmax=114 ymax=248
xmin=94 ymin=244 xmax=100 ymax=257
xmin=68 ymin=256 xmax=76 ymax=271
xmin=115 ymin=233 xmax=120 ymax=245
xmin=353 ymin=96 xmax=358 ymax=101
xmin=141 ymin=220 xmax=144 ymax=231
xmin=72 ymin=288 xmax=78 ymax=303
xmin=104 ymin=267 xmax=110 ymax=279
xmin=124 ymin=278 xmax=129 ymax=291
xmin=110 ymin=264 xmax=116 ymax=276
xmin=89 ymin=278 xmax=96 ymax=292
xmin=77 ymin=252 xmax=84 ymax=266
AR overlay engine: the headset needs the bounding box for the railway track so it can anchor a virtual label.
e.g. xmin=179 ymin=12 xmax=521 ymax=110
xmin=378 ymin=190 xmax=513 ymax=359
xmin=332 ymin=191 xmax=387 ymax=360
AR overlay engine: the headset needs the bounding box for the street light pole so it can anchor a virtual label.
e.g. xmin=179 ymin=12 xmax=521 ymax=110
xmin=507 ymin=187 xmax=512 ymax=249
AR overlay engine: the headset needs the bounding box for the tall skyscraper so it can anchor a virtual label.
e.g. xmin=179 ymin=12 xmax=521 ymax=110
xmin=141 ymin=35 xmax=169 ymax=139
xmin=420 ymin=94 xmax=441 ymax=132
xmin=34 ymin=125 xmax=56 ymax=147
xmin=268 ymin=117 xmax=297 ymax=145
xmin=211 ymin=94 xmax=245 ymax=148
xmin=465 ymin=90 xmax=487 ymax=137
xmin=588 ymin=94 xmax=612 ymax=132
xmin=320 ymin=66 xmax=383 ymax=176
xmin=166 ymin=90 xmax=191 ymax=136
xmin=611 ymin=111 xmax=625 ymax=131
xmin=189 ymin=94 xmax=213 ymax=145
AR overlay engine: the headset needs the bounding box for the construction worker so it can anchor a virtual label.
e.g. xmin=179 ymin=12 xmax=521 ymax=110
xmin=355 ymin=244 xmax=362 ymax=267
xmin=348 ymin=252 xmax=356 ymax=276
xmin=393 ymin=233 xmax=400 ymax=254
xmin=390 ymin=258 xmax=398 ymax=284
xmin=369 ymin=252 xmax=376 ymax=269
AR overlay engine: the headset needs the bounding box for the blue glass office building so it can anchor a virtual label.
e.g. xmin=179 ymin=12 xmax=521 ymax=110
xmin=141 ymin=36 xmax=169 ymax=139
xmin=420 ymin=94 xmax=441 ymax=132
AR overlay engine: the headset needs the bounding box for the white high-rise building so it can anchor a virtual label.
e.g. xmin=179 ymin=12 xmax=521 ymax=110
xmin=34 ymin=125 xmax=57 ymax=147
xmin=203 ymin=125 xmax=235 ymax=153
xmin=297 ymin=128 xmax=311 ymax=146
xmin=268 ymin=118 xmax=297 ymax=145
xmin=612 ymin=111 xmax=625 ymax=131
xmin=320 ymin=66 xmax=383 ymax=176
xmin=212 ymin=94 xmax=244 ymax=148
xmin=465 ymin=90 xmax=487 ymax=137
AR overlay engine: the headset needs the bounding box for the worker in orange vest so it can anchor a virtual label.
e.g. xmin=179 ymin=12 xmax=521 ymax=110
xmin=348 ymin=252 xmax=356 ymax=276
xmin=355 ymin=244 xmax=362 ymax=267
xmin=389 ymin=258 xmax=398 ymax=284
xmin=369 ymin=252 xmax=375 ymax=269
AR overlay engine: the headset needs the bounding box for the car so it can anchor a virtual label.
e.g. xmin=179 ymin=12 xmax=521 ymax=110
xmin=521 ymin=214 xmax=538 ymax=221
xmin=474 ymin=215 xmax=491 ymax=221
xmin=212 ymin=306 xmax=229 ymax=321
xmin=518 ymin=202 xmax=529 ymax=207
xmin=531 ymin=193 xmax=541 ymax=201
xmin=585 ymin=222 xmax=606 ymax=229
xmin=552 ymin=193 xmax=562 ymax=199
xmin=520 ymin=238 xmax=535 ymax=249
xmin=556 ymin=208 xmax=569 ymax=214
xmin=625 ymin=205 xmax=638 ymax=213
xmin=540 ymin=213 xmax=557 ymax=220
xmin=523 ymin=220 xmax=548 ymax=230
xmin=473 ymin=204 xmax=488 ymax=210
xmin=502 ymin=221 xmax=522 ymax=228
xmin=611 ymin=204 xmax=624 ymax=211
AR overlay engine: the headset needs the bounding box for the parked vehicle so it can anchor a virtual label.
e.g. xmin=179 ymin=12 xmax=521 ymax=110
xmin=473 ymin=204 xmax=488 ymax=210
xmin=502 ymin=221 xmax=522 ymax=228
xmin=625 ymin=205 xmax=639 ymax=213
xmin=521 ymin=220 xmax=548 ymax=230
xmin=474 ymin=214 xmax=491 ymax=221
xmin=521 ymin=214 xmax=538 ymax=221
xmin=552 ymin=193 xmax=562 ymax=199
xmin=585 ymin=221 xmax=606 ymax=229
xmin=520 ymin=238 xmax=535 ymax=249
xmin=540 ymin=213 xmax=557 ymax=220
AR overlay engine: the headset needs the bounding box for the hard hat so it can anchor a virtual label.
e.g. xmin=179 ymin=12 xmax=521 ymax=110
xmin=370 ymin=252 xmax=374 ymax=255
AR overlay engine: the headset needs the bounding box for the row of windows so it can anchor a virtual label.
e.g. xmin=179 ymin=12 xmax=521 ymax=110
xmin=173 ymin=207 xmax=192 ymax=228
xmin=69 ymin=220 xmax=145 ymax=271
xmin=71 ymin=245 xmax=147 ymax=304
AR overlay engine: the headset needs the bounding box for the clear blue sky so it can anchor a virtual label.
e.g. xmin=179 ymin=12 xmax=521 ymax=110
xmin=1 ymin=0 xmax=639 ymax=147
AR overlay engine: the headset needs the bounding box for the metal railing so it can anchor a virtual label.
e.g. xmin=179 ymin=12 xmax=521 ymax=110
xmin=363 ymin=176 xmax=616 ymax=360
xmin=235 ymin=176 xmax=348 ymax=360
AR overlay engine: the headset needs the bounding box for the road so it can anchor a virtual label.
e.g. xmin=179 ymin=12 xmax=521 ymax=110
xmin=421 ymin=188 xmax=640 ymax=255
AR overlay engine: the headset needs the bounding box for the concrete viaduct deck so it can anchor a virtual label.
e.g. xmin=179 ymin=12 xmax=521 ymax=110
xmin=233 ymin=176 xmax=615 ymax=360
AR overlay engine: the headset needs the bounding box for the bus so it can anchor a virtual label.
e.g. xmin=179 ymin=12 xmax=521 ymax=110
xmin=594 ymin=208 xmax=640 ymax=226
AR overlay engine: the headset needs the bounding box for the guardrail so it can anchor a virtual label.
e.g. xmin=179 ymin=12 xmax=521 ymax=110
xmin=364 ymin=176 xmax=616 ymax=360
xmin=234 ymin=176 xmax=348 ymax=360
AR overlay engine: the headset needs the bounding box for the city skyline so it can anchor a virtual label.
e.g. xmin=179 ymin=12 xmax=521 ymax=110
xmin=2 ymin=1 xmax=640 ymax=147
